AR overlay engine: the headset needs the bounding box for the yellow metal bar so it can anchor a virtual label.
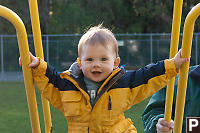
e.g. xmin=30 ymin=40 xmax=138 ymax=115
xmin=164 ymin=0 xmax=183 ymax=123
xmin=28 ymin=0 xmax=52 ymax=132
xmin=173 ymin=3 xmax=200 ymax=133
xmin=0 ymin=5 xmax=41 ymax=133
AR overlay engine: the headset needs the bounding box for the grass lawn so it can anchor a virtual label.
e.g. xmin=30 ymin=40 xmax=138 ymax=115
xmin=0 ymin=82 xmax=149 ymax=132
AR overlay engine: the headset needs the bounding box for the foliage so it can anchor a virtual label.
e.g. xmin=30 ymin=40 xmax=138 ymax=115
xmin=0 ymin=0 xmax=200 ymax=34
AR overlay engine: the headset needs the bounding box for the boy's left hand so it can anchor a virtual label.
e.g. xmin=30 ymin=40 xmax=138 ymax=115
xmin=174 ymin=49 xmax=189 ymax=70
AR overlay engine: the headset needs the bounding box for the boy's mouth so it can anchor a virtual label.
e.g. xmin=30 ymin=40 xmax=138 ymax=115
xmin=92 ymin=71 xmax=102 ymax=75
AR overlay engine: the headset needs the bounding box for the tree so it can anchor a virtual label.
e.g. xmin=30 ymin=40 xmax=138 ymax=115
xmin=0 ymin=0 xmax=200 ymax=34
xmin=0 ymin=0 xmax=31 ymax=34
xmin=38 ymin=0 xmax=50 ymax=34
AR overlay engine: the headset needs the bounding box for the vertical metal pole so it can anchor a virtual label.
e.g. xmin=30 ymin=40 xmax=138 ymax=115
xmin=164 ymin=0 xmax=183 ymax=123
xmin=28 ymin=0 xmax=52 ymax=132
xmin=150 ymin=34 xmax=153 ymax=63
xmin=1 ymin=35 xmax=4 ymax=79
xmin=195 ymin=34 xmax=198 ymax=65
xmin=46 ymin=35 xmax=49 ymax=63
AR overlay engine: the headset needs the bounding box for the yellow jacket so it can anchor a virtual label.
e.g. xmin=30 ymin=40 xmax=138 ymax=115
xmin=32 ymin=59 xmax=177 ymax=133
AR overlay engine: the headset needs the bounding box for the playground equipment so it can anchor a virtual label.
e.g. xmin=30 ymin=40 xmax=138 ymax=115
xmin=28 ymin=0 xmax=52 ymax=132
xmin=0 ymin=1 xmax=52 ymax=133
xmin=173 ymin=3 xmax=200 ymax=132
xmin=165 ymin=1 xmax=200 ymax=133
xmin=0 ymin=5 xmax=41 ymax=133
xmin=164 ymin=0 xmax=183 ymax=123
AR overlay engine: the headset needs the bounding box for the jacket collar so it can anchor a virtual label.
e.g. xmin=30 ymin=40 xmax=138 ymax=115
xmin=66 ymin=62 xmax=125 ymax=101
xmin=68 ymin=62 xmax=125 ymax=86
xmin=71 ymin=66 xmax=125 ymax=93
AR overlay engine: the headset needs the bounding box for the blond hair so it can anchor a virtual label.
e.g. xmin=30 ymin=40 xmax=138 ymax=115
xmin=78 ymin=25 xmax=118 ymax=57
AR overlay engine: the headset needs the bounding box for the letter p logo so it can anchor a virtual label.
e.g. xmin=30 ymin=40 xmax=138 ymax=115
xmin=189 ymin=119 xmax=198 ymax=131
xmin=187 ymin=117 xmax=200 ymax=133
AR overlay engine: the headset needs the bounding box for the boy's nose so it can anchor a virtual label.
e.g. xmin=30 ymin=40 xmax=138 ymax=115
xmin=92 ymin=61 xmax=101 ymax=67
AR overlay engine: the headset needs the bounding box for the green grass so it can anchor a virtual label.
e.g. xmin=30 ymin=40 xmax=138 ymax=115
xmin=0 ymin=82 xmax=149 ymax=132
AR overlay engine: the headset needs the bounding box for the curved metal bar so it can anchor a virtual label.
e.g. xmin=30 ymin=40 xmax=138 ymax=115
xmin=0 ymin=5 xmax=41 ymax=133
xmin=173 ymin=3 xmax=200 ymax=133
xmin=28 ymin=0 xmax=52 ymax=132
xmin=164 ymin=0 xmax=183 ymax=123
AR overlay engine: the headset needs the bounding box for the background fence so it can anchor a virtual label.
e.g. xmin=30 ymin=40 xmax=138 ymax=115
xmin=0 ymin=33 xmax=199 ymax=81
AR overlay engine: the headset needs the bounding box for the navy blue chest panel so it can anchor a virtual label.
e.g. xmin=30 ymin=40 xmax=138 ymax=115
xmin=45 ymin=65 xmax=79 ymax=91
xmin=109 ymin=61 xmax=165 ymax=91
xmin=45 ymin=61 xmax=165 ymax=93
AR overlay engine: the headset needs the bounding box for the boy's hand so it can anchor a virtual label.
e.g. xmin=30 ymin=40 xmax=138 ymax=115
xmin=174 ymin=49 xmax=189 ymax=70
xmin=28 ymin=52 xmax=39 ymax=68
xmin=156 ymin=118 xmax=174 ymax=133
xmin=19 ymin=52 xmax=39 ymax=68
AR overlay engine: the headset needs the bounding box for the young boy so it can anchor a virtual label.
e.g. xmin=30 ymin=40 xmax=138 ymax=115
xmin=25 ymin=25 xmax=188 ymax=133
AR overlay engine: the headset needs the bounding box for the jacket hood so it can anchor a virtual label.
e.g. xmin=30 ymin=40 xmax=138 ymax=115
xmin=68 ymin=62 xmax=82 ymax=77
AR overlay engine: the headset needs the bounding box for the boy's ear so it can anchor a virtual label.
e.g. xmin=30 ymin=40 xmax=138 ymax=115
xmin=77 ymin=58 xmax=82 ymax=69
xmin=114 ymin=57 xmax=120 ymax=69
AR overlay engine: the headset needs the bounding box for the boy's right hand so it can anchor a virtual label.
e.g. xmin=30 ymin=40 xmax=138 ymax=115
xmin=19 ymin=52 xmax=39 ymax=68
xmin=156 ymin=118 xmax=174 ymax=133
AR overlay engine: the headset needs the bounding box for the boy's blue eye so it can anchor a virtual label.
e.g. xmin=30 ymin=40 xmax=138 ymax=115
xmin=86 ymin=58 xmax=93 ymax=61
xmin=101 ymin=58 xmax=107 ymax=61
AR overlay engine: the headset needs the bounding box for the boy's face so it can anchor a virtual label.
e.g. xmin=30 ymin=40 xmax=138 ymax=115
xmin=78 ymin=44 xmax=120 ymax=82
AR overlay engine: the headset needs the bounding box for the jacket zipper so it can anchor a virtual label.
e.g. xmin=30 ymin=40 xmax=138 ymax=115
xmin=91 ymin=69 xmax=125 ymax=110
xmin=108 ymin=96 xmax=112 ymax=110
